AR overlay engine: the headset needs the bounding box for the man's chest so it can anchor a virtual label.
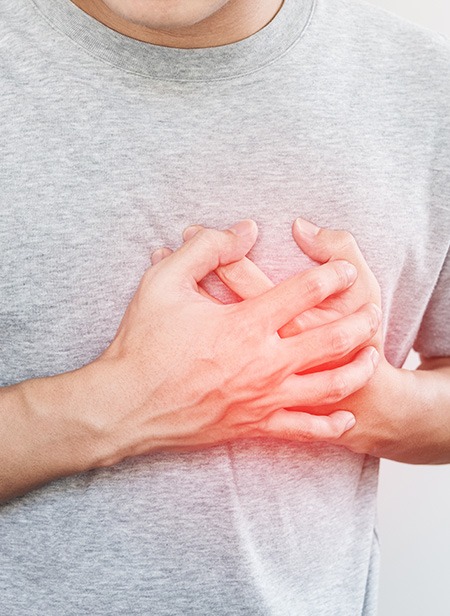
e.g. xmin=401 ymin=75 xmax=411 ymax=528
xmin=0 ymin=86 xmax=435 ymax=382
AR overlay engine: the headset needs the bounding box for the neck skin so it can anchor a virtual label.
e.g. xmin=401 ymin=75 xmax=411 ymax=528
xmin=69 ymin=0 xmax=285 ymax=48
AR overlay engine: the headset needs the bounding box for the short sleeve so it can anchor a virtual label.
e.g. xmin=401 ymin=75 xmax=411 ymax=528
xmin=413 ymin=246 xmax=450 ymax=358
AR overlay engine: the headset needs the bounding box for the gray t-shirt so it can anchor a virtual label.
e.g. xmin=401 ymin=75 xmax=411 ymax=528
xmin=1 ymin=0 xmax=449 ymax=614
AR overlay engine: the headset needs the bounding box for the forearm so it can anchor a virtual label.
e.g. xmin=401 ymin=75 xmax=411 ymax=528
xmin=0 ymin=366 xmax=107 ymax=504
xmin=396 ymin=363 xmax=450 ymax=465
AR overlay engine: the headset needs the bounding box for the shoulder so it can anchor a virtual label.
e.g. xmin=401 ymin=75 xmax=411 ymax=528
xmin=320 ymin=0 xmax=450 ymax=111
xmin=330 ymin=0 xmax=450 ymax=81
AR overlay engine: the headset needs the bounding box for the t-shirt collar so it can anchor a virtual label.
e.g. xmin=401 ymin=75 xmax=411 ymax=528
xmin=29 ymin=0 xmax=315 ymax=81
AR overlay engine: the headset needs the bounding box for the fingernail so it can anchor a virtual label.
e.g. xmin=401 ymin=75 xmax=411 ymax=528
xmin=345 ymin=415 xmax=356 ymax=430
xmin=151 ymin=248 xmax=164 ymax=264
xmin=343 ymin=262 xmax=358 ymax=281
xmin=183 ymin=225 xmax=203 ymax=241
xmin=229 ymin=219 xmax=255 ymax=236
xmin=295 ymin=217 xmax=320 ymax=238
xmin=369 ymin=347 xmax=380 ymax=366
xmin=371 ymin=303 xmax=382 ymax=320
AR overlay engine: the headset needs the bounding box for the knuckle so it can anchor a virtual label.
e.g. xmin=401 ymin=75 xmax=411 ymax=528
xmin=282 ymin=427 xmax=314 ymax=441
xmin=323 ymin=421 xmax=343 ymax=440
xmin=304 ymin=274 xmax=326 ymax=302
xmin=330 ymin=327 xmax=351 ymax=356
xmin=335 ymin=229 xmax=357 ymax=249
xmin=219 ymin=260 xmax=246 ymax=285
xmin=299 ymin=430 xmax=315 ymax=441
xmin=246 ymin=419 xmax=269 ymax=438
xmin=333 ymin=261 xmax=353 ymax=289
xmin=365 ymin=357 xmax=377 ymax=380
xmin=366 ymin=303 xmax=381 ymax=334
xmin=196 ymin=227 xmax=221 ymax=248
xmin=325 ymin=374 xmax=348 ymax=403
xmin=256 ymin=414 xmax=278 ymax=437
xmin=141 ymin=265 xmax=160 ymax=292
xmin=329 ymin=422 xmax=345 ymax=440
xmin=365 ymin=348 xmax=378 ymax=373
xmin=257 ymin=415 xmax=271 ymax=434
xmin=368 ymin=311 xmax=379 ymax=335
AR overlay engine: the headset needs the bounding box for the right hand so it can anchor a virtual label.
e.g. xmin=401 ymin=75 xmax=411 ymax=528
xmin=90 ymin=219 xmax=381 ymax=466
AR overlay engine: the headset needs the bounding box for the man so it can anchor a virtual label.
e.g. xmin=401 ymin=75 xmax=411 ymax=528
xmin=0 ymin=0 xmax=448 ymax=614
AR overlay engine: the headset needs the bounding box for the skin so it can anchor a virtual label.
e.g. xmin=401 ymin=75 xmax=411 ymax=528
xmin=68 ymin=0 xmax=285 ymax=48
xmin=1 ymin=222 xmax=381 ymax=502
xmin=1 ymin=2 xmax=446 ymax=507
xmin=152 ymin=218 xmax=450 ymax=464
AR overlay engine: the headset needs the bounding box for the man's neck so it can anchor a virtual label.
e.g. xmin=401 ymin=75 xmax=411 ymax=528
xmin=69 ymin=0 xmax=284 ymax=48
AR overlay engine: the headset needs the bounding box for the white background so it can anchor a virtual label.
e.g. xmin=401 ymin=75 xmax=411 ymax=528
xmin=365 ymin=3 xmax=450 ymax=614
xmin=369 ymin=0 xmax=450 ymax=38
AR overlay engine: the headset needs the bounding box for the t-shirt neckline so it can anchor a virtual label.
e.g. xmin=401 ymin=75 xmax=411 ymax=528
xmin=29 ymin=0 xmax=316 ymax=82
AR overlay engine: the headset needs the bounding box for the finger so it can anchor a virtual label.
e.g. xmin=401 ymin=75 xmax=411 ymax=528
xmin=292 ymin=218 xmax=383 ymax=332
xmin=278 ymin=310 xmax=325 ymax=338
xmin=180 ymin=224 xmax=363 ymax=339
xmin=181 ymin=226 xmax=223 ymax=302
xmin=215 ymin=256 xmax=274 ymax=297
xmin=182 ymin=226 xmax=275 ymax=299
xmin=273 ymin=345 xmax=379 ymax=408
xmin=280 ymin=302 xmax=381 ymax=374
xmin=292 ymin=217 xmax=364 ymax=265
xmin=182 ymin=228 xmax=274 ymax=302
xmin=197 ymin=286 xmax=224 ymax=304
xmin=182 ymin=225 xmax=203 ymax=241
xmin=150 ymin=245 xmax=225 ymax=305
xmin=214 ymin=256 xmax=332 ymax=339
xmin=181 ymin=228 xmax=345 ymax=337
xmin=241 ymin=259 xmax=357 ymax=334
xmin=214 ymin=257 xmax=310 ymax=337
xmin=278 ymin=293 xmax=359 ymax=338
xmin=164 ymin=220 xmax=258 ymax=288
xmin=150 ymin=247 xmax=173 ymax=265
xmin=258 ymin=409 xmax=356 ymax=442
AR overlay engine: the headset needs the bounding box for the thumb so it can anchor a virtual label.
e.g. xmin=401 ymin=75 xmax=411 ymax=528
xmin=150 ymin=246 xmax=173 ymax=265
xmin=261 ymin=409 xmax=357 ymax=442
xmin=292 ymin=217 xmax=358 ymax=264
xmin=167 ymin=219 xmax=258 ymax=287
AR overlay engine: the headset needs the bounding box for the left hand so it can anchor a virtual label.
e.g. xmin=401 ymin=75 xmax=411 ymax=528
xmin=150 ymin=218 xmax=411 ymax=458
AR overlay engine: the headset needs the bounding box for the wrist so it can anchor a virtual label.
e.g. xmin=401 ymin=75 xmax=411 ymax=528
xmin=18 ymin=363 xmax=114 ymax=477
xmin=404 ymin=367 xmax=450 ymax=464
xmin=372 ymin=365 xmax=449 ymax=464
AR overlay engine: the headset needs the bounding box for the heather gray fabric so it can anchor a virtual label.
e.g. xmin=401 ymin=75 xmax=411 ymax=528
xmin=1 ymin=0 xmax=449 ymax=614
